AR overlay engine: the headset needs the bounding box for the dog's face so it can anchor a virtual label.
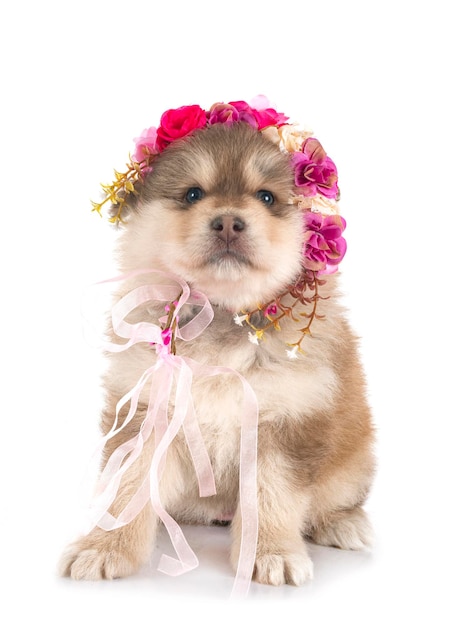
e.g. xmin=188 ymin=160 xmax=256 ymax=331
xmin=119 ymin=123 xmax=304 ymax=310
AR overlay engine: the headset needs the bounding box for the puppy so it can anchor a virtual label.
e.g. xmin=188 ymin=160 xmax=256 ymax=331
xmin=60 ymin=120 xmax=375 ymax=586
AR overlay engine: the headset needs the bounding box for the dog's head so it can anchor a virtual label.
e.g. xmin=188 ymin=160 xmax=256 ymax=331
xmin=117 ymin=123 xmax=303 ymax=310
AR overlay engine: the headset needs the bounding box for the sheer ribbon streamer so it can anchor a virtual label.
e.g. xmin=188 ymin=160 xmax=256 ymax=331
xmin=84 ymin=270 xmax=259 ymax=597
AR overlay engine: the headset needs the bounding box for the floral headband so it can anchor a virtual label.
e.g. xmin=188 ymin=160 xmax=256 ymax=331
xmin=92 ymin=96 xmax=347 ymax=357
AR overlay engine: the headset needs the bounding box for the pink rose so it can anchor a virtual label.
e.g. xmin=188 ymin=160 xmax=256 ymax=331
xmin=208 ymin=102 xmax=240 ymax=126
xmin=132 ymin=127 xmax=158 ymax=163
xmin=303 ymin=212 xmax=347 ymax=273
xmin=156 ymin=104 xmax=207 ymax=150
xmin=292 ymin=138 xmax=339 ymax=199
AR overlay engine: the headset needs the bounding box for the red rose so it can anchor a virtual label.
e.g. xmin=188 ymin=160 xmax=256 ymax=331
xmin=156 ymin=104 xmax=207 ymax=150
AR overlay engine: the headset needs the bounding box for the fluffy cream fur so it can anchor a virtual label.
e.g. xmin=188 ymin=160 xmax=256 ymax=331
xmin=60 ymin=123 xmax=375 ymax=586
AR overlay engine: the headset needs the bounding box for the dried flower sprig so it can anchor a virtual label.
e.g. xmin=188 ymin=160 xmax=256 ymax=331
xmin=91 ymin=152 xmax=155 ymax=224
xmin=235 ymin=271 xmax=327 ymax=358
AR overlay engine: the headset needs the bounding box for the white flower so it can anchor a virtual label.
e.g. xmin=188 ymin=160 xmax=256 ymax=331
xmin=233 ymin=313 xmax=248 ymax=327
xmin=261 ymin=124 xmax=313 ymax=154
xmin=279 ymin=124 xmax=313 ymax=153
xmin=311 ymin=195 xmax=340 ymax=216
xmin=286 ymin=345 xmax=299 ymax=360
xmin=248 ymin=332 xmax=260 ymax=345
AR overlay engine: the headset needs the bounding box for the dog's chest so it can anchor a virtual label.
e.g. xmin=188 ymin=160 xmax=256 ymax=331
xmin=185 ymin=325 xmax=338 ymax=427
xmin=110 ymin=308 xmax=338 ymax=442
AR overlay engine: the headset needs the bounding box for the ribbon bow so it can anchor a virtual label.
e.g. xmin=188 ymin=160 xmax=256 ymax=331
xmin=84 ymin=270 xmax=259 ymax=597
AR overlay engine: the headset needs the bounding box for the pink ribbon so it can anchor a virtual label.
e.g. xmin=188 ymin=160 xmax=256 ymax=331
xmin=84 ymin=270 xmax=258 ymax=597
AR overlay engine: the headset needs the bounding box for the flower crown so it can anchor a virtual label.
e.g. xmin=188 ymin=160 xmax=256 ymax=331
xmin=92 ymin=96 xmax=347 ymax=357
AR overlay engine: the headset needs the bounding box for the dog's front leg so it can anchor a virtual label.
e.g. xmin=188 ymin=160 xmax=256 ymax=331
xmin=59 ymin=437 xmax=157 ymax=581
xmin=230 ymin=434 xmax=313 ymax=587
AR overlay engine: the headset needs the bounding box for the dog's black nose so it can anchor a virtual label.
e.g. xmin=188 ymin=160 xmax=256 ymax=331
xmin=210 ymin=215 xmax=246 ymax=243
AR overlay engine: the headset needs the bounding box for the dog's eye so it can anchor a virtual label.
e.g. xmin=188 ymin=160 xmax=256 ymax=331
xmin=256 ymin=190 xmax=274 ymax=206
xmin=185 ymin=187 xmax=204 ymax=204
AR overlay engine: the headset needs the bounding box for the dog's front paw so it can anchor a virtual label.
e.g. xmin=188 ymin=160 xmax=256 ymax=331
xmin=59 ymin=521 xmax=153 ymax=581
xmin=253 ymin=551 xmax=314 ymax=586
xmin=59 ymin=543 xmax=138 ymax=580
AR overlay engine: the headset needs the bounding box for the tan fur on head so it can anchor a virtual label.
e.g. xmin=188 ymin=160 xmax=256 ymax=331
xmin=60 ymin=122 xmax=375 ymax=587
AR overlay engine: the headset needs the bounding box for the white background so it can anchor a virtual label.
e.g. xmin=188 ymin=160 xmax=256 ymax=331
xmin=1 ymin=1 xmax=450 ymax=624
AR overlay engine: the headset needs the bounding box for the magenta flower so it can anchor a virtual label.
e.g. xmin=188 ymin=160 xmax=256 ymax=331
xmin=161 ymin=328 xmax=172 ymax=346
xmin=250 ymin=95 xmax=289 ymax=129
xmin=303 ymin=212 xmax=347 ymax=274
xmin=264 ymin=304 xmax=278 ymax=316
xmin=133 ymin=127 xmax=159 ymax=163
xmin=209 ymin=99 xmax=288 ymax=130
xmin=252 ymin=107 xmax=288 ymax=130
xmin=208 ymin=102 xmax=240 ymax=126
xmin=156 ymin=104 xmax=207 ymax=151
xmin=292 ymin=138 xmax=339 ymax=199
xmin=228 ymin=100 xmax=259 ymax=128
xmin=226 ymin=99 xmax=288 ymax=130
